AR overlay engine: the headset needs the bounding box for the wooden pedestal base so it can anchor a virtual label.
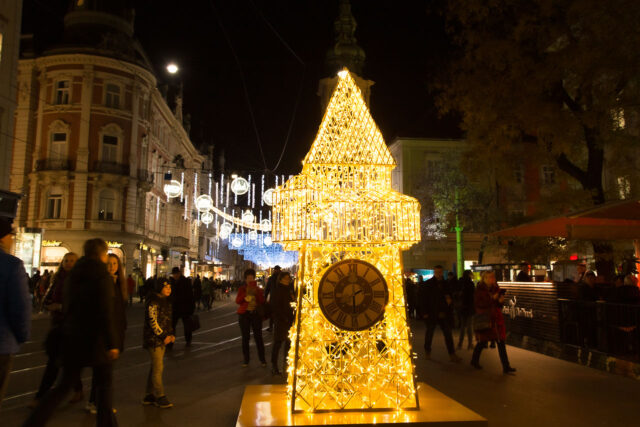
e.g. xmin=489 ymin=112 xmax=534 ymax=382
xmin=236 ymin=382 xmax=487 ymax=427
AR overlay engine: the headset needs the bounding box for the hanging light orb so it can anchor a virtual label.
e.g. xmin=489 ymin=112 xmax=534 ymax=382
xmin=195 ymin=195 xmax=214 ymax=212
xmin=201 ymin=211 xmax=214 ymax=225
xmin=220 ymin=222 xmax=233 ymax=235
xmin=219 ymin=229 xmax=230 ymax=240
xmin=231 ymin=177 xmax=250 ymax=195
xmin=231 ymin=236 xmax=243 ymax=248
xmin=263 ymin=188 xmax=275 ymax=206
xmin=241 ymin=210 xmax=255 ymax=224
xmin=263 ymin=235 xmax=273 ymax=246
xmin=260 ymin=218 xmax=272 ymax=230
xmin=163 ymin=180 xmax=182 ymax=198
xmin=248 ymin=230 xmax=258 ymax=241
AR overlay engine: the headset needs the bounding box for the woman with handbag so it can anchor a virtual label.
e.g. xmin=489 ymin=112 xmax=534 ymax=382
xmin=236 ymin=269 xmax=267 ymax=367
xmin=470 ymin=270 xmax=516 ymax=374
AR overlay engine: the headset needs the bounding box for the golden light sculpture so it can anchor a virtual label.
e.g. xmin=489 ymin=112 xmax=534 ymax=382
xmin=272 ymin=68 xmax=421 ymax=413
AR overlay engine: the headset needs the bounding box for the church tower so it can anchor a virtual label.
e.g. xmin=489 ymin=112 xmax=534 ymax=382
xmin=318 ymin=0 xmax=375 ymax=110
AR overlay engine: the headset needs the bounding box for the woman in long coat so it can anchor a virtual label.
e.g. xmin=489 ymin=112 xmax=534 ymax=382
xmin=270 ymin=271 xmax=295 ymax=376
xmin=470 ymin=270 xmax=516 ymax=374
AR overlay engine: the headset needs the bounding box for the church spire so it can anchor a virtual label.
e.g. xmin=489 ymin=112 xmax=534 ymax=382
xmin=325 ymin=0 xmax=366 ymax=76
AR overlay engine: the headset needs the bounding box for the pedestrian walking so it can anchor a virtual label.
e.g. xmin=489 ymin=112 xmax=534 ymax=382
xmin=202 ymin=277 xmax=213 ymax=310
xmin=30 ymin=252 xmax=83 ymax=408
xmin=470 ymin=270 xmax=516 ymax=374
xmin=167 ymin=267 xmax=194 ymax=349
xmin=193 ymin=275 xmax=202 ymax=311
xmin=236 ymin=268 xmax=266 ymax=367
xmin=404 ymin=277 xmax=418 ymax=319
xmin=264 ymin=266 xmax=281 ymax=332
xmin=271 ymin=271 xmax=295 ymax=375
xmin=24 ymin=238 xmax=120 ymax=426
xmin=141 ymin=281 xmax=175 ymax=408
xmin=457 ymin=270 xmax=475 ymax=350
xmin=418 ymin=265 xmax=462 ymax=362
xmin=126 ymin=274 xmax=135 ymax=306
xmin=86 ymin=253 xmax=127 ymax=414
xmin=0 ymin=218 xmax=31 ymax=408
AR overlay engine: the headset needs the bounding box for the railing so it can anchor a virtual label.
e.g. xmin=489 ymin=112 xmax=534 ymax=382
xmin=170 ymin=236 xmax=190 ymax=249
xmin=137 ymin=169 xmax=154 ymax=183
xmin=558 ymin=299 xmax=640 ymax=361
xmin=93 ymin=161 xmax=130 ymax=175
xmin=35 ymin=158 xmax=72 ymax=171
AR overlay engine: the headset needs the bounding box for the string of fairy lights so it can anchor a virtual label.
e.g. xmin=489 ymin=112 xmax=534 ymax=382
xmin=161 ymin=169 xmax=297 ymax=267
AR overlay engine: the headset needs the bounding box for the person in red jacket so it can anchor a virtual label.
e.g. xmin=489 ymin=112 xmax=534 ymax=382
xmin=236 ymin=269 xmax=266 ymax=367
xmin=470 ymin=270 xmax=516 ymax=374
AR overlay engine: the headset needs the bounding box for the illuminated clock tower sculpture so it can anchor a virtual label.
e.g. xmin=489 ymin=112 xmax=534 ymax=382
xmin=272 ymin=69 xmax=421 ymax=412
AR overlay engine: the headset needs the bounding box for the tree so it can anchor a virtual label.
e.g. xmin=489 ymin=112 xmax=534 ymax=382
xmin=436 ymin=0 xmax=640 ymax=278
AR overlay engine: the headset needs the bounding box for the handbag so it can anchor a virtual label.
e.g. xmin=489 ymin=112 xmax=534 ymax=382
xmin=473 ymin=313 xmax=491 ymax=331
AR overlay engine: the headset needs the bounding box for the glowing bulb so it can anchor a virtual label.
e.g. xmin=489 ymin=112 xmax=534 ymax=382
xmin=163 ymin=179 xmax=182 ymax=198
xmin=195 ymin=195 xmax=214 ymax=212
xmin=166 ymin=63 xmax=179 ymax=74
xmin=201 ymin=211 xmax=214 ymax=225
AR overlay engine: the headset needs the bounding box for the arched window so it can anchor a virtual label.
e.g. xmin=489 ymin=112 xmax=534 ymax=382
xmin=98 ymin=189 xmax=115 ymax=220
xmin=54 ymin=80 xmax=70 ymax=105
xmin=99 ymin=124 xmax=123 ymax=164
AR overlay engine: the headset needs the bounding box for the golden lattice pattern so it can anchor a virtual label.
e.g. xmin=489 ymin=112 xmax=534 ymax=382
xmin=273 ymin=69 xmax=421 ymax=413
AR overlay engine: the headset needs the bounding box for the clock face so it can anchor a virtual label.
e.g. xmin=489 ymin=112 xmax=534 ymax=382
xmin=318 ymin=259 xmax=389 ymax=331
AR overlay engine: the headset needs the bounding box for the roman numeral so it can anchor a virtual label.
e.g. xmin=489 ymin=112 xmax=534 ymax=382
xmin=348 ymin=263 xmax=358 ymax=275
xmin=334 ymin=268 xmax=345 ymax=279
xmin=373 ymin=290 xmax=385 ymax=299
xmin=322 ymin=292 xmax=334 ymax=299
xmin=325 ymin=302 xmax=339 ymax=315
xmin=351 ymin=315 xmax=359 ymax=329
xmin=370 ymin=278 xmax=381 ymax=287
xmin=369 ymin=301 xmax=382 ymax=313
xmin=336 ymin=311 xmax=347 ymax=325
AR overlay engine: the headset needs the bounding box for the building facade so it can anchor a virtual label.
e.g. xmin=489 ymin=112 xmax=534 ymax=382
xmin=10 ymin=2 xmax=204 ymax=276
xmin=0 ymin=0 xmax=23 ymax=222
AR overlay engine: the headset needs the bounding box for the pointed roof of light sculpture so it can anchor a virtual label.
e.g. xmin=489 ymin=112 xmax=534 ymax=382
xmin=303 ymin=69 xmax=396 ymax=167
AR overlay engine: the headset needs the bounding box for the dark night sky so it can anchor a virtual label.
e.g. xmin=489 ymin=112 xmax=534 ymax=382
xmin=22 ymin=0 xmax=461 ymax=174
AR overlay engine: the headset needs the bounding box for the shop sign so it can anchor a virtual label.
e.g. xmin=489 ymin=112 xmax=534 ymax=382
xmin=42 ymin=240 xmax=62 ymax=247
xmin=107 ymin=241 xmax=123 ymax=248
xmin=502 ymin=296 xmax=534 ymax=319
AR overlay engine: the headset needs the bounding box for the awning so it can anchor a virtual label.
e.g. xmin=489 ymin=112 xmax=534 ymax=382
xmin=493 ymin=199 xmax=640 ymax=240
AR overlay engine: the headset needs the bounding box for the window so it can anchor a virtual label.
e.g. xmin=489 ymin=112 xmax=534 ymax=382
xmin=54 ymin=80 xmax=70 ymax=104
xmin=98 ymin=190 xmax=115 ymax=220
xmin=50 ymin=132 xmax=68 ymax=160
xmin=514 ymin=164 xmax=524 ymax=184
xmin=101 ymin=135 xmax=118 ymax=163
xmin=46 ymin=193 xmax=62 ymax=219
xmin=542 ymin=165 xmax=556 ymax=185
xmin=105 ymin=83 xmax=121 ymax=108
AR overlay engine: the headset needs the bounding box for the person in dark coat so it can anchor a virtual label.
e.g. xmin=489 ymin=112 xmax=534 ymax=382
xmin=264 ymin=265 xmax=281 ymax=332
xmin=25 ymin=238 xmax=120 ymax=426
xmin=193 ymin=275 xmax=202 ymax=311
xmin=404 ymin=277 xmax=418 ymax=319
xmin=418 ymin=266 xmax=462 ymax=362
xmin=236 ymin=268 xmax=266 ymax=367
xmin=30 ymin=252 xmax=82 ymax=408
xmin=0 ymin=218 xmax=31 ymax=408
xmin=166 ymin=267 xmax=194 ymax=349
xmin=86 ymin=253 xmax=127 ymax=414
xmin=141 ymin=281 xmax=175 ymax=408
xmin=457 ymin=270 xmax=476 ymax=350
xmin=515 ymin=263 xmax=531 ymax=282
xmin=270 ymin=271 xmax=295 ymax=376
xmin=470 ymin=270 xmax=516 ymax=374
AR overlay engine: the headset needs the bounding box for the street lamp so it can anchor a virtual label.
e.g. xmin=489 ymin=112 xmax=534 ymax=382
xmin=166 ymin=63 xmax=179 ymax=74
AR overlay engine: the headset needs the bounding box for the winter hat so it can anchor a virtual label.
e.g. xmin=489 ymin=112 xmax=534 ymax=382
xmin=0 ymin=217 xmax=12 ymax=239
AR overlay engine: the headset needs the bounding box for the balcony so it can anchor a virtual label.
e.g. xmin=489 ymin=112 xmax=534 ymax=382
xmin=93 ymin=161 xmax=130 ymax=175
xmin=35 ymin=158 xmax=72 ymax=171
xmin=170 ymin=236 xmax=190 ymax=250
xmin=137 ymin=169 xmax=154 ymax=191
